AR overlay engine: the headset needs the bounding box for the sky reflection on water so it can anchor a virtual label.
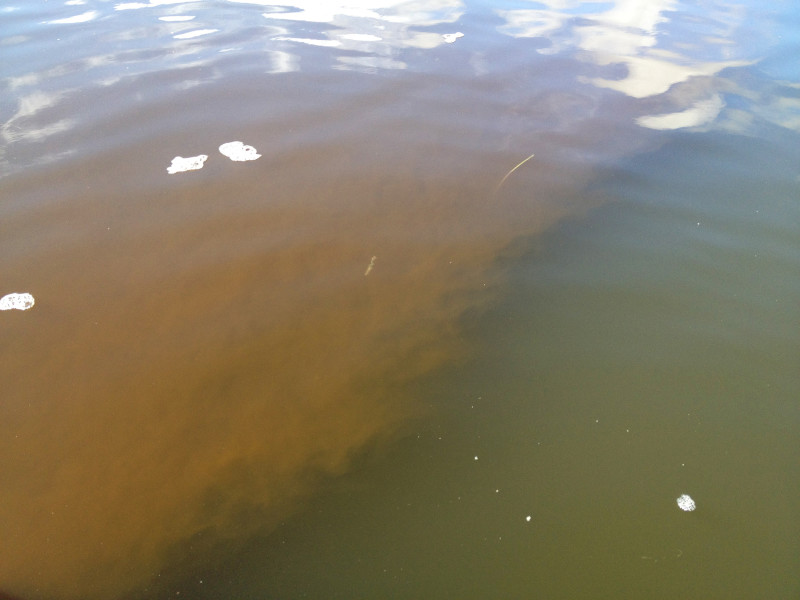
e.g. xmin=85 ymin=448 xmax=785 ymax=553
xmin=2 ymin=0 xmax=799 ymax=171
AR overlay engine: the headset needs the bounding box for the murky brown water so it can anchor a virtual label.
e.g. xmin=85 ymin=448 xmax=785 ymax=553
xmin=2 ymin=1 xmax=798 ymax=598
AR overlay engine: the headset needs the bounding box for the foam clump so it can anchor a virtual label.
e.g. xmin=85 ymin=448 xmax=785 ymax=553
xmin=0 ymin=293 xmax=35 ymax=311
xmin=676 ymin=494 xmax=696 ymax=511
xmin=219 ymin=141 xmax=261 ymax=162
xmin=167 ymin=154 xmax=208 ymax=174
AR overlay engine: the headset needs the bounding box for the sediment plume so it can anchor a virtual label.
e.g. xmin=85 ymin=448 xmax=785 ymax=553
xmin=0 ymin=148 xmax=584 ymax=599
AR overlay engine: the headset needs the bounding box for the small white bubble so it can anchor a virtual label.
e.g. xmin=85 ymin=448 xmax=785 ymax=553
xmin=525 ymin=515 xmax=531 ymax=522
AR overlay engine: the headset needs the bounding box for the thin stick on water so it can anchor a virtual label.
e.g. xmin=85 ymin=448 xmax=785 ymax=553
xmin=364 ymin=255 xmax=377 ymax=276
xmin=493 ymin=153 xmax=535 ymax=198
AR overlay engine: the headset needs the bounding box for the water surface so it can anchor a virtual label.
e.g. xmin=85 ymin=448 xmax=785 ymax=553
xmin=1 ymin=0 xmax=798 ymax=598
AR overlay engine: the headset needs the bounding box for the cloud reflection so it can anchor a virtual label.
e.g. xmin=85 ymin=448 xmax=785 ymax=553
xmin=173 ymin=27 xmax=218 ymax=39
xmin=46 ymin=9 xmax=100 ymax=24
xmin=1 ymin=0 xmax=471 ymax=173
xmin=255 ymin=0 xmax=466 ymax=62
xmin=115 ymin=0 xmax=201 ymax=10
xmin=637 ymin=94 xmax=725 ymax=130
xmin=1 ymin=0 xmax=796 ymax=177
xmin=496 ymin=0 xmax=752 ymax=129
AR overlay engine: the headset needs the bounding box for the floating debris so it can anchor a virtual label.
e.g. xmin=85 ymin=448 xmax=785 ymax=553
xmin=219 ymin=141 xmax=261 ymax=162
xmin=676 ymin=494 xmax=696 ymax=511
xmin=493 ymin=153 xmax=535 ymax=197
xmin=442 ymin=32 xmax=464 ymax=44
xmin=364 ymin=255 xmax=377 ymax=276
xmin=0 ymin=292 xmax=35 ymax=311
xmin=167 ymin=154 xmax=208 ymax=174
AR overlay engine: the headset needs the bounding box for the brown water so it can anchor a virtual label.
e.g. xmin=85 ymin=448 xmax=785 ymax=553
xmin=1 ymin=1 xmax=798 ymax=599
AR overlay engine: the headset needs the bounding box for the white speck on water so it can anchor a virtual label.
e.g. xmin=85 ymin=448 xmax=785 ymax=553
xmin=167 ymin=154 xmax=207 ymax=174
xmin=219 ymin=141 xmax=261 ymax=161
xmin=0 ymin=292 xmax=35 ymax=311
xmin=525 ymin=515 xmax=531 ymax=522
xmin=474 ymin=456 xmax=478 ymax=461
xmin=677 ymin=494 xmax=696 ymax=511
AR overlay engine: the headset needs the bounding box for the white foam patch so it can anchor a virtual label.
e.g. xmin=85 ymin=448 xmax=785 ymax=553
xmin=167 ymin=154 xmax=208 ymax=174
xmin=0 ymin=293 xmax=35 ymax=311
xmin=676 ymin=494 xmax=696 ymax=511
xmin=442 ymin=32 xmax=464 ymax=43
xmin=219 ymin=141 xmax=261 ymax=162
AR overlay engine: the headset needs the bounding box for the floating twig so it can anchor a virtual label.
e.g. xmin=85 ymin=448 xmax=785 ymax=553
xmin=493 ymin=153 xmax=535 ymax=197
xmin=364 ymin=255 xmax=377 ymax=276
